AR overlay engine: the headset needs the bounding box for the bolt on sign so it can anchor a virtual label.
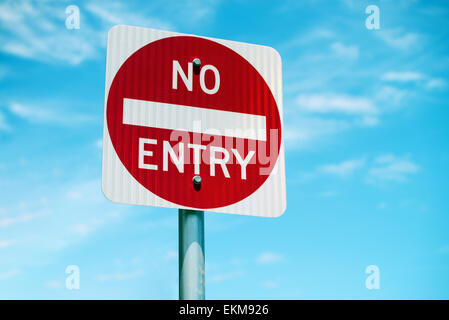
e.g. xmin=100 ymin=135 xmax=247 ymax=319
xmin=102 ymin=25 xmax=286 ymax=217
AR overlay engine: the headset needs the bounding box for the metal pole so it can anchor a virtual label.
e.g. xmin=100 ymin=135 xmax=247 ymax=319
xmin=179 ymin=208 xmax=205 ymax=300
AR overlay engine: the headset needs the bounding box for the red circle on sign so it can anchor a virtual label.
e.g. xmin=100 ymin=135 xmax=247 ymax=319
xmin=107 ymin=36 xmax=281 ymax=209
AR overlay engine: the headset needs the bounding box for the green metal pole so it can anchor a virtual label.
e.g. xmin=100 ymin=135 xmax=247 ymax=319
xmin=179 ymin=208 xmax=205 ymax=300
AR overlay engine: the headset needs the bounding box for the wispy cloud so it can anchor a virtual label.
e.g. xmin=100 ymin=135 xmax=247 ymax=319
xmin=437 ymin=245 xmax=449 ymax=255
xmin=85 ymin=2 xmax=172 ymax=30
xmin=209 ymin=270 xmax=244 ymax=283
xmin=426 ymin=78 xmax=447 ymax=90
xmin=381 ymin=72 xmax=446 ymax=91
xmin=378 ymin=202 xmax=388 ymax=210
xmin=0 ymin=112 xmax=10 ymax=131
xmin=45 ymin=280 xmax=63 ymax=289
xmin=284 ymin=125 xmax=309 ymax=147
xmin=0 ymin=65 xmax=7 ymax=80
xmin=164 ymin=250 xmax=177 ymax=260
xmin=9 ymin=102 xmax=55 ymax=121
xmin=296 ymin=94 xmax=379 ymax=128
xmin=284 ymin=117 xmax=350 ymax=150
xmin=64 ymin=179 xmax=104 ymax=202
xmin=0 ymin=0 xmax=221 ymax=65
xmin=95 ymin=138 xmax=103 ymax=149
xmin=257 ymin=252 xmax=284 ymax=264
xmin=0 ymin=1 xmax=97 ymax=64
xmin=71 ymin=220 xmax=103 ymax=237
xmin=0 ymin=269 xmax=20 ymax=280
xmin=318 ymin=158 xmax=365 ymax=177
xmin=382 ymin=71 xmax=423 ymax=82
xmin=96 ymin=270 xmax=144 ymax=281
xmin=280 ymin=28 xmax=335 ymax=50
xmin=296 ymin=94 xmax=378 ymax=116
xmin=262 ymin=280 xmax=280 ymax=289
xmin=300 ymin=154 xmax=419 ymax=185
xmin=318 ymin=190 xmax=339 ymax=198
xmin=376 ymin=29 xmax=419 ymax=50
xmin=0 ymin=210 xmax=48 ymax=228
xmin=0 ymin=0 xmax=172 ymax=65
xmin=374 ymin=86 xmax=407 ymax=109
xmin=0 ymin=239 xmax=15 ymax=248
xmin=0 ymin=178 xmax=123 ymax=258
xmin=179 ymin=0 xmax=220 ymax=23
xmin=367 ymin=154 xmax=419 ymax=183
xmin=63 ymin=180 xmax=116 ymax=237
xmin=7 ymin=102 xmax=93 ymax=125
xmin=330 ymin=42 xmax=359 ymax=60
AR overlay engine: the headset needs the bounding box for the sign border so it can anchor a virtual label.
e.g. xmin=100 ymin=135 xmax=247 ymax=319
xmin=102 ymin=25 xmax=286 ymax=217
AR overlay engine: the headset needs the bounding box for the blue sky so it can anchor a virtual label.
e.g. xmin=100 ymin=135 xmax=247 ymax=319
xmin=0 ymin=0 xmax=448 ymax=299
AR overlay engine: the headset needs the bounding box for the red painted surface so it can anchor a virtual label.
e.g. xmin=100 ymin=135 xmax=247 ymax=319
xmin=106 ymin=36 xmax=281 ymax=208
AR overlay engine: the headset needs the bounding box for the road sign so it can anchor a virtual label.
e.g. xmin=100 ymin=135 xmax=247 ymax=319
xmin=102 ymin=25 xmax=286 ymax=217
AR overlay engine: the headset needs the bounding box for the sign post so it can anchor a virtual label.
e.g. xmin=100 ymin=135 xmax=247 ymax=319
xmin=179 ymin=175 xmax=205 ymax=300
xmin=102 ymin=25 xmax=286 ymax=299
xmin=179 ymin=208 xmax=205 ymax=300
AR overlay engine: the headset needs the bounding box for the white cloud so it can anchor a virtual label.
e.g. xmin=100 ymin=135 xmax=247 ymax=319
xmin=318 ymin=191 xmax=338 ymax=198
xmin=280 ymin=29 xmax=335 ymax=50
xmin=330 ymin=42 xmax=359 ymax=60
xmin=381 ymin=72 xmax=446 ymax=91
xmin=0 ymin=239 xmax=15 ymax=248
xmin=140 ymin=217 xmax=177 ymax=230
xmin=7 ymin=102 xmax=93 ymax=125
xmin=368 ymin=154 xmax=419 ymax=183
xmin=0 ymin=1 xmax=98 ymax=64
xmin=438 ymin=245 xmax=449 ymax=255
xmin=0 ymin=176 xmax=127 ymax=274
xmin=85 ymin=2 xmax=172 ymax=30
xmin=297 ymin=154 xmax=418 ymax=185
xmin=262 ymin=280 xmax=280 ymax=289
xmin=180 ymin=0 xmax=220 ymax=23
xmin=113 ymin=257 xmax=142 ymax=267
xmin=65 ymin=191 xmax=82 ymax=200
xmin=209 ymin=270 xmax=244 ymax=283
xmin=426 ymin=78 xmax=446 ymax=90
xmin=64 ymin=180 xmax=106 ymax=204
xmin=45 ymin=280 xmax=63 ymax=289
xmin=71 ymin=220 xmax=103 ymax=237
xmin=131 ymin=257 xmax=142 ymax=265
xmin=95 ymin=138 xmax=103 ymax=149
xmin=0 ymin=0 xmax=220 ymax=65
xmin=376 ymin=29 xmax=419 ymax=50
xmin=257 ymin=252 xmax=284 ymax=264
xmin=284 ymin=117 xmax=351 ymax=150
xmin=374 ymin=154 xmax=397 ymax=164
xmin=0 ymin=0 xmax=172 ymax=65
xmin=296 ymin=94 xmax=378 ymax=115
xmin=374 ymin=86 xmax=407 ymax=108
xmin=284 ymin=125 xmax=311 ymax=147
xmin=96 ymin=270 xmax=144 ymax=281
xmin=0 ymin=269 xmax=20 ymax=280
xmin=378 ymin=202 xmax=388 ymax=210
xmin=0 ymin=210 xmax=48 ymax=228
xmin=382 ymin=71 xmax=423 ymax=82
xmin=9 ymin=102 xmax=52 ymax=120
xmin=0 ymin=112 xmax=10 ymax=131
xmin=0 ymin=65 xmax=7 ymax=80
xmin=164 ymin=250 xmax=177 ymax=260
xmin=318 ymin=158 xmax=365 ymax=177
xmin=282 ymin=93 xmax=384 ymax=150
xmin=284 ymin=116 xmax=349 ymax=149
xmin=357 ymin=116 xmax=379 ymax=127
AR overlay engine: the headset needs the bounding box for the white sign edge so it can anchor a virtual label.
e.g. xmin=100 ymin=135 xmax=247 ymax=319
xmin=101 ymin=25 xmax=286 ymax=218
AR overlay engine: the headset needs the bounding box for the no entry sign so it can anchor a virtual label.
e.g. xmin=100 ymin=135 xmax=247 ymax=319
xmin=102 ymin=25 xmax=286 ymax=217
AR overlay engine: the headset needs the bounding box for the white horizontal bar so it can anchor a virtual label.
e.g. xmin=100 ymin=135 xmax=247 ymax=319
xmin=122 ymin=98 xmax=267 ymax=141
